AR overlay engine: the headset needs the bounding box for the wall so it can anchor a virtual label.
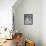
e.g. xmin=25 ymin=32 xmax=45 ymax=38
xmin=0 ymin=0 xmax=16 ymax=30
xmin=41 ymin=0 xmax=46 ymax=46
xmin=13 ymin=0 xmax=41 ymax=46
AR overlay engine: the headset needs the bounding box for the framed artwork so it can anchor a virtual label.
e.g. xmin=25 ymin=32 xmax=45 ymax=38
xmin=24 ymin=14 xmax=33 ymax=25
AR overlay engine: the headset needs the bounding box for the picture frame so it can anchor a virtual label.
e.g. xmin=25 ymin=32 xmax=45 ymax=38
xmin=24 ymin=14 xmax=33 ymax=25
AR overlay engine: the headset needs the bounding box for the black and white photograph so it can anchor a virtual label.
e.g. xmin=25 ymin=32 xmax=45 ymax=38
xmin=24 ymin=14 xmax=33 ymax=25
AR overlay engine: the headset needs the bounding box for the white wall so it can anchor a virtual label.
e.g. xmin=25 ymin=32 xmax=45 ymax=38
xmin=13 ymin=0 xmax=41 ymax=46
xmin=41 ymin=0 xmax=46 ymax=46
xmin=0 ymin=0 xmax=16 ymax=30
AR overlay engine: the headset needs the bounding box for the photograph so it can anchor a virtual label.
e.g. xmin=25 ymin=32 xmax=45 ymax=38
xmin=0 ymin=0 xmax=46 ymax=46
xmin=24 ymin=14 xmax=33 ymax=25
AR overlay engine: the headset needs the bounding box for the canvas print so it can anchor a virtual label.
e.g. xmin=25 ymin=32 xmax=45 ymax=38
xmin=24 ymin=14 xmax=33 ymax=25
